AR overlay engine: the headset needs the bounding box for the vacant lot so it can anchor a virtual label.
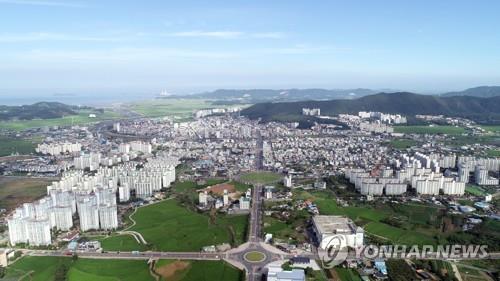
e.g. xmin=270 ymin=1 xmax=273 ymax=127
xmin=154 ymin=260 xmax=243 ymax=281
xmin=394 ymin=125 xmax=465 ymax=135
xmin=240 ymin=171 xmax=282 ymax=185
xmin=0 ymin=176 xmax=53 ymax=210
xmin=5 ymin=256 xmax=153 ymax=281
xmin=114 ymin=199 xmax=248 ymax=251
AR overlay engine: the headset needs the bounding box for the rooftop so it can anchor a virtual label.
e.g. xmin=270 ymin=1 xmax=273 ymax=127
xmin=312 ymin=215 xmax=363 ymax=235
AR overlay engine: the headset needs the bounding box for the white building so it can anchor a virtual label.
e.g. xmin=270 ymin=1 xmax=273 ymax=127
xmin=118 ymin=184 xmax=130 ymax=202
xmin=284 ymin=175 xmax=292 ymax=188
xmin=25 ymin=218 xmax=51 ymax=246
xmin=7 ymin=216 xmax=27 ymax=246
xmin=475 ymin=165 xmax=499 ymax=185
xmin=49 ymin=206 xmax=73 ymax=231
xmin=223 ymin=189 xmax=229 ymax=206
xmin=78 ymin=199 xmax=99 ymax=232
xmin=98 ymin=204 xmax=118 ymax=230
xmin=267 ymin=265 xmax=305 ymax=281
xmin=240 ymin=197 xmax=250 ymax=210
xmin=199 ymin=191 xmax=208 ymax=206
xmin=118 ymin=143 xmax=130 ymax=154
xmin=458 ymin=164 xmax=470 ymax=183
xmin=312 ymin=215 xmax=364 ymax=250
xmin=7 ymin=207 xmax=52 ymax=246
xmin=36 ymin=142 xmax=82 ymax=156
xmin=130 ymin=141 xmax=152 ymax=154
xmin=264 ymin=186 xmax=274 ymax=199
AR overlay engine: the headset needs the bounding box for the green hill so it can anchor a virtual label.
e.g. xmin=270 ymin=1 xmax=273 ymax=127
xmin=0 ymin=102 xmax=81 ymax=121
xmin=241 ymin=92 xmax=500 ymax=124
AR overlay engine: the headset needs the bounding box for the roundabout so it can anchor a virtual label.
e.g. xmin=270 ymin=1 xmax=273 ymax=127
xmin=243 ymin=251 xmax=266 ymax=263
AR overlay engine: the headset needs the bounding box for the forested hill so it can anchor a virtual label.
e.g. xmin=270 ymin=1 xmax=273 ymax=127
xmin=0 ymin=102 xmax=79 ymax=121
xmin=241 ymin=92 xmax=500 ymax=124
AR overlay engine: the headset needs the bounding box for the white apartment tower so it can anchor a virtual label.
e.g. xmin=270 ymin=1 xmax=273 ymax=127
xmin=98 ymin=204 xmax=118 ymax=230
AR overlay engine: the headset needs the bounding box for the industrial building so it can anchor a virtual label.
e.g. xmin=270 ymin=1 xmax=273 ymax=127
xmin=312 ymin=215 xmax=364 ymax=250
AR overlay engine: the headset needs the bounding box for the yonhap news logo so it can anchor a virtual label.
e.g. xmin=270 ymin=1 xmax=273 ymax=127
xmin=319 ymin=235 xmax=489 ymax=269
xmin=319 ymin=235 xmax=349 ymax=268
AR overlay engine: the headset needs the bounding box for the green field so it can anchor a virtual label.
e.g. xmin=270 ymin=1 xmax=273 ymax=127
xmin=127 ymin=99 xmax=214 ymax=119
xmin=117 ymin=199 xmax=248 ymax=251
xmin=0 ymin=136 xmax=38 ymax=156
xmin=465 ymin=185 xmax=488 ymax=196
xmin=0 ymin=109 xmax=122 ymax=131
xmin=100 ymin=234 xmax=147 ymax=251
xmin=480 ymin=125 xmax=500 ymax=133
xmin=334 ymin=268 xmax=362 ymax=281
xmin=387 ymin=139 xmax=418 ymax=149
xmin=394 ymin=125 xmax=466 ymax=135
xmin=240 ymin=171 xmax=282 ymax=185
xmin=0 ymin=176 xmax=53 ymax=210
xmin=486 ymin=149 xmax=500 ymax=157
xmin=296 ymin=189 xmax=445 ymax=246
xmin=154 ymin=260 xmax=243 ymax=281
xmin=5 ymin=256 xmax=153 ymax=281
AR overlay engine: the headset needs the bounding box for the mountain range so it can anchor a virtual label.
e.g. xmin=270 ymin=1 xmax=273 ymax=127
xmin=168 ymin=88 xmax=383 ymax=103
xmin=165 ymin=86 xmax=500 ymax=103
xmin=241 ymin=92 xmax=500 ymax=124
xmin=441 ymin=86 xmax=500 ymax=98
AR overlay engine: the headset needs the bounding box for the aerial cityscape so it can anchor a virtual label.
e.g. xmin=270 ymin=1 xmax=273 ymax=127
xmin=0 ymin=1 xmax=499 ymax=281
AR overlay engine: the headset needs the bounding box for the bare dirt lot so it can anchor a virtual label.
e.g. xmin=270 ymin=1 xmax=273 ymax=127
xmin=0 ymin=176 xmax=54 ymax=211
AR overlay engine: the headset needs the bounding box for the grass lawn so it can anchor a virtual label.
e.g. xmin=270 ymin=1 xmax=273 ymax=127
xmin=244 ymin=251 xmax=266 ymax=262
xmin=0 ymin=176 xmax=53 ymax=210
xmin=5 ymin=256 xmax=153 ymax=281
xmin=335 ymin=268 xmax=362 ymax=281
xmin=126 ymin=199 xmax=248 ymax=251
xmin=486 ymin=149 xmax=500 ymax=157
xmin=240 ymin=171 xmax=282 ymax=185
xmin=388 ymin=139 xmax=418 ymax=149
xmin=0 ymin=109 xmax=122 ymax=131
xmin=394 ymin=125 xmax=465 ymax=135
xmin=99 ymin=234 xmax=147 ymax=251
xmin=465 ymin=185 xmax=488 ymax=196
xmin=480 ymin=125 xmax=500 ymax=133
xmin=154 ymin=260 xmax=243 ymax=281
xmin=127 ymin=99 xmax=213 ymax=119
xmin=457 ymin=265 xmax=491 ymax=281
xmin=0 ymin=136 xmax=38 ymax=156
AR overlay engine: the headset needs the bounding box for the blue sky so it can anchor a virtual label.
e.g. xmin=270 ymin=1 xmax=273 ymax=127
xmin=0 ymin=0 xmax=499 ymax=96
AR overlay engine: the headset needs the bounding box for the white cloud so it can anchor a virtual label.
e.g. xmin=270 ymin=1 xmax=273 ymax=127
xmin=12 ymin=47 xmax=240 ymax=62
xmin=0 ymin=32 xmax=121 ymax=43
xmin=169 ymin=30 xmax=286 ymax=39
xmin=251 ymin=32 xmax=286 ymax=39
xmin=170 ymin=30 xmax=243 ymax=39
xmin=0 ymin=0 xmax=84 ymax=7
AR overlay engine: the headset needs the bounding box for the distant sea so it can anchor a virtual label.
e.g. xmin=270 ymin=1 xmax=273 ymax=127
xmin=0 ymin=92 xmax=156 ymax=106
